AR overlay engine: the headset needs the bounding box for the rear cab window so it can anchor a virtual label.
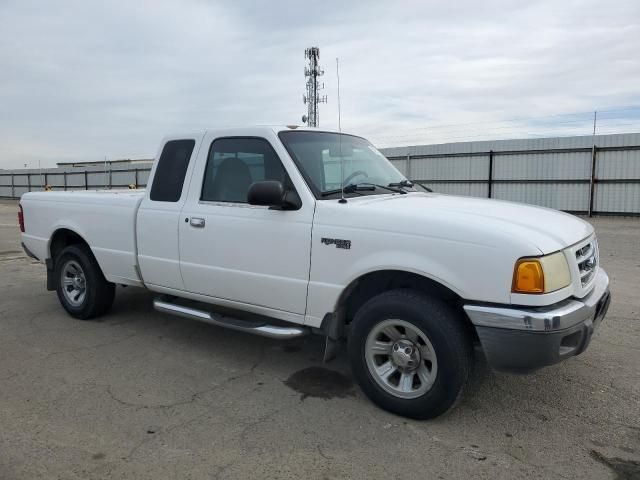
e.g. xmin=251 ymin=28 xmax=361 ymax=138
xmin=150 ymin=139 xmax=196 ymax=202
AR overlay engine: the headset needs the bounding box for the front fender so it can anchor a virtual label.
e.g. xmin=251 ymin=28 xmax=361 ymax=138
xmin=304 ymin=230 xmax=518 ymax=328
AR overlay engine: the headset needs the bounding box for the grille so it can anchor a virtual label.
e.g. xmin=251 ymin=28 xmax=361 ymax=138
xmin=575 ymin=241 xmax=598 ymax=287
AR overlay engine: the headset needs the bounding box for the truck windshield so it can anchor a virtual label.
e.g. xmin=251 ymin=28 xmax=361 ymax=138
xmin=278 ymin=130 xmax=413 ymax=199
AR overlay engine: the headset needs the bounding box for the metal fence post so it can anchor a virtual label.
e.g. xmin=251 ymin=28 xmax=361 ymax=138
xmin=27 ymin=174 xmax=31 ymax=193
xmin=63 ymin=171 xmax=67 ymax=191
xmin=488 ymin=150 xmax=494 ymax=198
xmin=84 ymin=171 xmax=88 ymax=190
xmin=406 ymin=154 xmax=412 ymax=181
xmin=11 ymin=173 xmax=15 ymax=198
xmin=134 ymin=168 xmax=139 ymax=188
xmin=588 ymin=145 xmax=598 ymax=217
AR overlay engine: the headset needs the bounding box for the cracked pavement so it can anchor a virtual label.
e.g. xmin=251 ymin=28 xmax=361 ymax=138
xmin=0 ymin=200 xmax=639 ymax=479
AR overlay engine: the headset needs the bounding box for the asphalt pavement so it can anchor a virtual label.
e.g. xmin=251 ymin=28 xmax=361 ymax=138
xmin=0 ymin=199 xmax=638 ymax=479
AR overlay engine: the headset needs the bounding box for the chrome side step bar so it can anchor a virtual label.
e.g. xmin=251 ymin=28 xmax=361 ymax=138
xmin=153 ymin=298 xmax=309 ymax=340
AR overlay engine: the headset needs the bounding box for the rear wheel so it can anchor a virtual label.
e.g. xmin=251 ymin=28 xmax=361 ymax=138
xmin=348 ymin=289 xmax=473 ymax=419
xmin=55 ymin=245 xmax=115 ymax=320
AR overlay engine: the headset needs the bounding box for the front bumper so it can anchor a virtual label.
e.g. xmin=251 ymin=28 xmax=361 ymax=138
xmin=464 ymin=269 xmax=611 ymax=373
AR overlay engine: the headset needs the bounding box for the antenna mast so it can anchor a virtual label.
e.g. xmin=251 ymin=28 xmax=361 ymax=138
xmin=336 ymin=57 xmax=347 ymax=204
xmin=302 ymin=47 xmax=327 ymax=127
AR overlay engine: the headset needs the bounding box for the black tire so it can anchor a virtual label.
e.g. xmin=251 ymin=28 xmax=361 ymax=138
xmin=348 ymin=289 xmax=473 ymax=419
xmin=54 ymin=244 xmax=115 ymax=320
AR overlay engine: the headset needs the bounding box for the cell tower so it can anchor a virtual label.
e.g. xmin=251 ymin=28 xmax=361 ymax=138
xmin=302 ymin=47 xmax=327 ymax=127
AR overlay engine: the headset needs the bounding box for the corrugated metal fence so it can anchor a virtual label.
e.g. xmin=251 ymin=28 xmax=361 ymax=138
xmin=380 ymin=133 xmax=640 ymax=215
xmin=0 ymin=165 xmax=151 ymax=198
xmin=2 ymin=133 xmax=639 ymax=215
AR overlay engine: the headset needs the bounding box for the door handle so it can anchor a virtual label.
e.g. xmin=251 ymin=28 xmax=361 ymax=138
xmin=190 ymin=217 xmax=205 ymax=228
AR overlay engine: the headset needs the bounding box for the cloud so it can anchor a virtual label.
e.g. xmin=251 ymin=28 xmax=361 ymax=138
xmin=0 ymin=0 xmax=639 ymax=168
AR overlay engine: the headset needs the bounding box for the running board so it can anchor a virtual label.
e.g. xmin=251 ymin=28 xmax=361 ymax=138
xmin=153 ymin=298 xmax=309 ymax=340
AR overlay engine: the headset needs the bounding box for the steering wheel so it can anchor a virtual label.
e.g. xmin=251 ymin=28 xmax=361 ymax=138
xmin=342 ymin=170 xmax=368 ymax=186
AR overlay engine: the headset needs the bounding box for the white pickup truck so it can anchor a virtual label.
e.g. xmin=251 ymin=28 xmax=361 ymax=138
xmin=19 ymin=126 xmax=611 ymax=419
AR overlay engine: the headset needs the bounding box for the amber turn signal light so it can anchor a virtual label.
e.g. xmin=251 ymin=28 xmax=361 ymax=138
xmin=512 ymin=259 xmax=544 ymax=294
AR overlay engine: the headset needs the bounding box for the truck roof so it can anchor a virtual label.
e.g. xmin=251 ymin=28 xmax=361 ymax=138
xmin=164 ymin=125 xmax=345 ymax=140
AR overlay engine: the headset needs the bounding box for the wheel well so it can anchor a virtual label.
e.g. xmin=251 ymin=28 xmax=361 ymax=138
xmin=328 ymin=270 xmax=476 ymax=341
xmin=49 ymin=229 xmax=89 ymax=262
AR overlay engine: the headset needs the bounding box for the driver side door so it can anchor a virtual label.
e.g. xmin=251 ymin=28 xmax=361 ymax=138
xmin=178 ymin=133 xmax=314 ymax=317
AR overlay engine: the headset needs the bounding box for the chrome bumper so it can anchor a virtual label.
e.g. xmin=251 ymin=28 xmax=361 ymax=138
xmin=464 ymin=269 xmax=610 ymax=332
xmin=463 ymin=269 xmax=611 ymax=372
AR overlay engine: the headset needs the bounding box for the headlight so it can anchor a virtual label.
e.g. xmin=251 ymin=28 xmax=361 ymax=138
xmin=512 ymin=251 xmax=571 ymax=294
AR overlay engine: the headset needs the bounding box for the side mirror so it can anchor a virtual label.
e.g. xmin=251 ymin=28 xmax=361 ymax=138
xmin=248 ymin=180 xmax=285 ymax=207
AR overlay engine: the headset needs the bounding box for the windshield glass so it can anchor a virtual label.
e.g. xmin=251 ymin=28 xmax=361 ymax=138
xmin=278 ymin=131 xmax=411 ymax=198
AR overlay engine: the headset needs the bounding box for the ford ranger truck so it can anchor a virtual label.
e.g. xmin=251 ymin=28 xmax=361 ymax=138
xmin=19 ymin=126 xmax=611 ymax=419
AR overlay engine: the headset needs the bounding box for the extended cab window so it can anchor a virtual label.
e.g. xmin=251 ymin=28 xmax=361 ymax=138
xmin=201 ymin=137 xmax=287 ymax=203
xmin=150 ymin=139 xmax=196 ymax=202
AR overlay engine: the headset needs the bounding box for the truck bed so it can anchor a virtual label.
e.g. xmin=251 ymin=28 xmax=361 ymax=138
xmin=21 ymin=190 xmax=145 ymax=286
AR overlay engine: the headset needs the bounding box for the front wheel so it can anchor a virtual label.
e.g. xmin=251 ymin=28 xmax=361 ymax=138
xmin=348 ymin=289 xmax=473 ymax=419
xmin=55 ymin=245 xmax=115 ymax=320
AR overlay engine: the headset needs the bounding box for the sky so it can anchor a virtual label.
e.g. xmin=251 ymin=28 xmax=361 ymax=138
xmin=1 ymin=0 xmax=640 ymax=169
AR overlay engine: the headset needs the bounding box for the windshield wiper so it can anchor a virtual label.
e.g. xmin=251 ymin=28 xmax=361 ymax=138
xmin=388 ymin=179 xmax=414 ymax=189
xmin=364 ymin=183 xmax=407 ymax=194
xmin=320 ymin=183 xmax=373 ymax=196
xmin=320 ymin=182 xmax=406 ymax=197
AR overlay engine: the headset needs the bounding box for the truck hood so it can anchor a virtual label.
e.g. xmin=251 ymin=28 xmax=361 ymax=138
xmin=351 ymin=193 xmax=594 ymax=253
